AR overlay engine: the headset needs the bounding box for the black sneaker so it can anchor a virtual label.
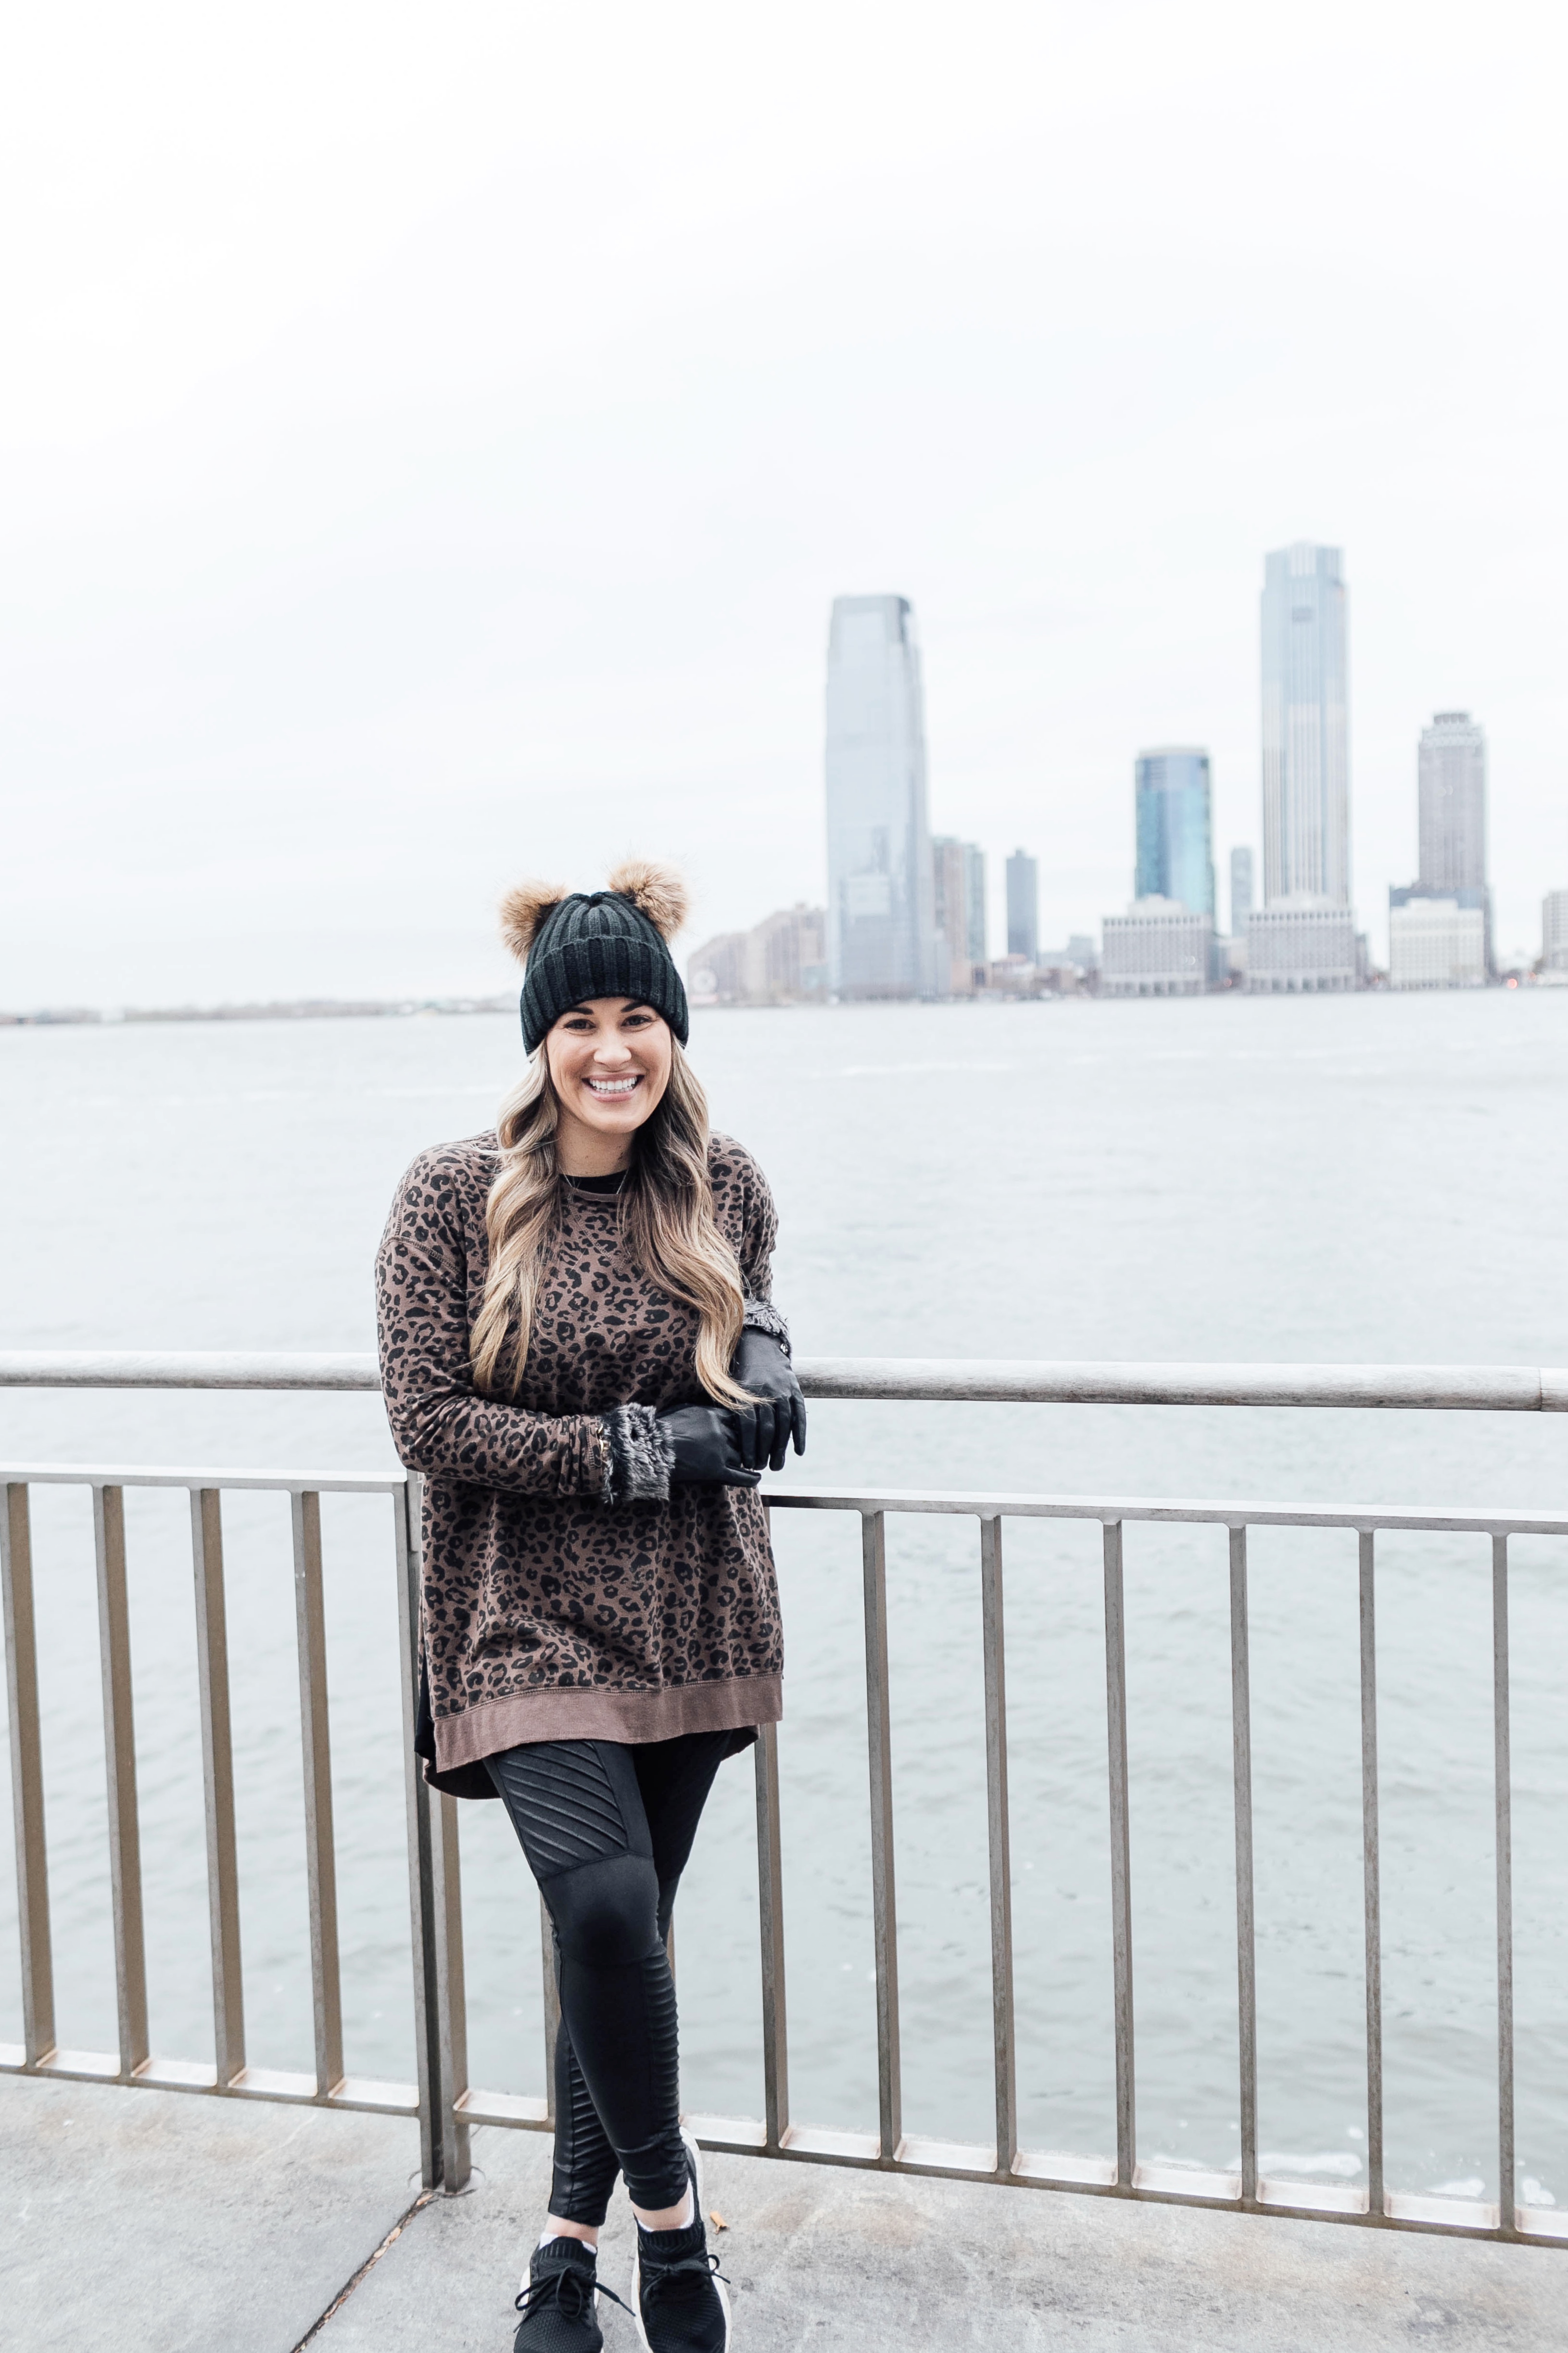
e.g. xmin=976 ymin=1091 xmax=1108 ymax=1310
xmin=630 ymin=2134 xmax=730 ymax=2352
xmin=514 ymin=2236 xmax=631 ymax=2353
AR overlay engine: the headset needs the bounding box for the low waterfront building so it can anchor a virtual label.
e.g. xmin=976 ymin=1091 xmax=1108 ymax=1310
xmin=1100 ymin=897 xmax=1212 ymax=996
xmin=1245 ymin=898 xmax=1358 ymax=992
xmin=1388 ymin=891 xmax=1486 ymax=990
xmin=1543 ymin=887 xmax=1568 ymax=972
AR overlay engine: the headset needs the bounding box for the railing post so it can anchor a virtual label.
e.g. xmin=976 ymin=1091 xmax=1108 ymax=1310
xmin=754 ymin=1719 xmax=791 ymax=2153
xmin=1102 ymin=1519 xmax=1136 ymax=2188
xmin=190 ymin=1488 xmax=245 ymax=2087
xmin=1493 ymin=1532 xmax=1515 ymax=2235
xmin=291 ymin=1490 xmax=344 ymax=2098
xmin=395 ymin=1475 xmax=444 ymax=2190
xmin=395 ymin=1472 xmax=470 ymax=2192
xmin=432 ymin=1785 xmax=471 ymax=2191
xmin=1359 ymin=1529 xmax=1384 ymax=2220
xmin=979 ymin=1515 xmax=1016 ymax=2177
xmin=2 ymin=1482 xmax=54 ymax=2066
xmin=1229 ymin=1525 xmax=1257 ymax=2205
xmin=94 ymin=1484 xmax=149 ymax=2079
xmin=861 ymin=1509 xmax=902 ymax=2162
xmin=541 ymin=1897 xmax=561 ymax=2126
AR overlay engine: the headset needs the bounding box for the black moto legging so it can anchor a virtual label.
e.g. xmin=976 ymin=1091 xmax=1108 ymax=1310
xmin=485 ymin=1730 xmax=733 ymax=2224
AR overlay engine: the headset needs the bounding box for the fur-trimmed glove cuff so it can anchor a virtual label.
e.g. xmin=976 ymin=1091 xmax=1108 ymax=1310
xmin=599 ymin=1403 xmax=675 ymax=1506
xmin=741 ymin=1298 xmax=791 ymax=1356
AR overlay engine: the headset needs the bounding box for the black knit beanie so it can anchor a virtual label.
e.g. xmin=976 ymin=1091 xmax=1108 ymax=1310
xmin=513 ymin=883 xmax=690 ymax=1054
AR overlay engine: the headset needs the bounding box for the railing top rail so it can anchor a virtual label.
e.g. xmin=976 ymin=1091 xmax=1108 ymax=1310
xmin=764 ymin=1486 xmax=1568 ymax=1539
xmin=1 ymin=1465 xmax=1563 ymax=1537
xmin=2 ymin=1350 xmax=1567 ymax=1413
xmin=0 ymin=1462 xmax=406 ymax=1494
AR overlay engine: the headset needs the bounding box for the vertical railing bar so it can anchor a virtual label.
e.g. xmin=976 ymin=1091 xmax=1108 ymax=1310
xmin=1102 ymin=1519 xmax=1136 ymax=2189
xmin=398 ymin=1466 xmax=470 ymax=2194
xmin=540 ymin=1896 xmax=561 ymax=2128
xmin=2 ymin=1482 xmax=55 ymax=2066
xmin=862 ymin=1509 xmax=902 ymax=2162
xmin=431 ymin=1786 xmax=470 ymax=2190
xmin=1493 ymin=1531 xmax=1515 ymax=2235
xmin=395 ymin=1474 xmax=442 ymax=2189
xmin=190 ymin=1487 xmax=245 ymax=2086
xmin=1359 ymin=1529 xmax=1384 ymax=2220
xmin=1229 ymin=1525 xmax=1257 ymax=2205
xmin=291 ymin=1490 xmax=344 ymax=2097
xmin=754 ymin=1719 xmax=790 ymax=2153
xmin=93 ymin=1484 xmax=148 ymax=2079
xmin=980 ymin=1514 xmax=1016 ymax=2177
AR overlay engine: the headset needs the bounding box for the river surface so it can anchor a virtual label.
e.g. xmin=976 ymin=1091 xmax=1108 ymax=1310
xmin=2 ymin=992 xmax=1565 ymax=2211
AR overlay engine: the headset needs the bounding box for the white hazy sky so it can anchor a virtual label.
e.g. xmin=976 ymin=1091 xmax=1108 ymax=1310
xmin=4 ymin=0 xmax=1566 ymax=1007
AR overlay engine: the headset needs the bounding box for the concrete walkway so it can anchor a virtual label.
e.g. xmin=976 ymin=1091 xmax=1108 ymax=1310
xmin=4 ymin=2073 xmax=1563 ymax=2351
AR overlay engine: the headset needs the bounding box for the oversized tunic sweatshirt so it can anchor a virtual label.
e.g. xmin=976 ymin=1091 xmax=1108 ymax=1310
xmin=375 ymin=1130 xmax=785 ymax=1785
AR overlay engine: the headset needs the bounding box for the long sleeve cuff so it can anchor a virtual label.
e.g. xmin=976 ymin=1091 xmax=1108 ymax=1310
xmin=741 ymin=1298 xmax=791 ymax=1355
xmin=599 ymin=1403 xmax=675 ymax=1506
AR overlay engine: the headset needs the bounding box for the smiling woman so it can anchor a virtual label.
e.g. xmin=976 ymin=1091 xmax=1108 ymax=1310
xmin=374 ymin=858 xmax=805 ymax=2351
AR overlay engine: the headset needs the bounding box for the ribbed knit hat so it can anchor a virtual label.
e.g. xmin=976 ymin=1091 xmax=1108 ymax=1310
xmin=501 ymin=860 xmax=690 ymax=1054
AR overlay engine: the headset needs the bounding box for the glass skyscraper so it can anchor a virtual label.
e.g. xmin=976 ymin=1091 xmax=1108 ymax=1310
xmin=825 ymin=595 xmax=936 ymax=996
xmin=1005 ymin=849 xmax=1038 ymax=960
xmin=1134 ymin=748 xmax=1215 ymax=916
xmin=1261 ymin=543 xmax=1350 ymax=905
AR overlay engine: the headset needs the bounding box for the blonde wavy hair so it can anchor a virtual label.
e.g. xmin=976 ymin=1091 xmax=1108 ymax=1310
xmin=469 ymin=862 xmax=753 ymax=1408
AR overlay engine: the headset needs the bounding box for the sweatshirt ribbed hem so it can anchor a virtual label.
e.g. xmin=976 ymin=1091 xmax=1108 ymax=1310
xmin=432 ymin=1671 xmax=783 ymax=1766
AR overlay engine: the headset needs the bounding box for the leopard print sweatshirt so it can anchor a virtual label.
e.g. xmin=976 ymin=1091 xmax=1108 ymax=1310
xmin=375 ymin=1130 xmax=785 ymax=1780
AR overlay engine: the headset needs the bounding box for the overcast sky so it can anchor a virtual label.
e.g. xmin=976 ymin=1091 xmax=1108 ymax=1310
xmin=4 ymin=0 xmax=1566 ymax=1007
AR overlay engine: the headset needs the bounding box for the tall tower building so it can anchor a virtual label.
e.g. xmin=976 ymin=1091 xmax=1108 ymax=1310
xmin=1135 ymin=748 xmax=1215 ymax=916
xmin=1006 ymin=849 xmax=1039 ymax=961
xmin=1418 ymin=712 xmax=1487 ymax=891
xmin=825 ymin=595 xmax=936 ymax=996
xmin=1261 ymin=544 xmax=1350 ymax=905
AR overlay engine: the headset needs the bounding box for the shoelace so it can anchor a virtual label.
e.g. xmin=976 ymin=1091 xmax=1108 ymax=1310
xmin=514 ymin=2263 xmax=632 ymax=2325
xmin=640 ymin=2249 xmax=730 ymax=2303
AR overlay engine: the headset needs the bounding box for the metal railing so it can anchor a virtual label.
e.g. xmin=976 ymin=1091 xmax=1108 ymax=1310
xmin=2 ymin=1351 xmax=1565 ymax=2248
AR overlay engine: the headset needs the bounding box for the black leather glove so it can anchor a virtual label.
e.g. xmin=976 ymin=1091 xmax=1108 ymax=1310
xmin=657 ymin=1404 xmax=762 ymax=1488
xmin=727 ymin=1327 xmax=808 ymax=1474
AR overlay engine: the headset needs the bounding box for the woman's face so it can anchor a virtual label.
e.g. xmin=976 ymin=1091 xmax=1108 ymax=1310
xmin=545 ymin=997 xmax=673 ymax=1157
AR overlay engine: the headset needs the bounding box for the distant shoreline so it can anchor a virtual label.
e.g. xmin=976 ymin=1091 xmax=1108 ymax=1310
xmin=0 ymin=995 xmax=516 ymax=1029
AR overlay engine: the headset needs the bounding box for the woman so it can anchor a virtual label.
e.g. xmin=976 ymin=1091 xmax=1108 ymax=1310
xmin=376 ymin=861 xmax=804 ymax=2353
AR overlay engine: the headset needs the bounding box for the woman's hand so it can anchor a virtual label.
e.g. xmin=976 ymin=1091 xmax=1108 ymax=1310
xmin=657 ymin=1405 xmax=762 ymax=1488
xmin=727 ymin=1328 xmax=808 ymax=1473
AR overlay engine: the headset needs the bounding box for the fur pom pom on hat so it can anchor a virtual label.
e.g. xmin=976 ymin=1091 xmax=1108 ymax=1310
xmin=503 ymin=859 xmax=691 ymax=1054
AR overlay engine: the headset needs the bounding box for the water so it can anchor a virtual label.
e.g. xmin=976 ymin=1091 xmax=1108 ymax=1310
xmin=2 ymin=992 xmax=1566 ymax=2209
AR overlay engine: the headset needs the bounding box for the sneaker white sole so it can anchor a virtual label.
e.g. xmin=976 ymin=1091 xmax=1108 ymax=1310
xmin=629 ymin=2129 xmax=731 ymax=2352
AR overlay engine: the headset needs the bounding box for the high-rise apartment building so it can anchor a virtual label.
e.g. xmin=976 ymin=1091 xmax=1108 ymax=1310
xmin=1006 ymin=849 xmax=1039 ymax=962
xmin=932 ymin=838 xmax=986 ymax=961
xmin=1261 ymin=544 xmax=1350 ymax=905
xmin=1418 ymin=712 xmax=1487 ymax=890
xmin=1229 ymin=847 xmax=1255 ymax=937
xmin=1135 ymin=749 xmax=1215 ymax=916
xmin=825 ymin=595 xmax=936 ymax=997
xmin=1543 ymin=888 xmax=1568 ymax=972
xmin=1389 ymin=713 xmax=1492 ymax=979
